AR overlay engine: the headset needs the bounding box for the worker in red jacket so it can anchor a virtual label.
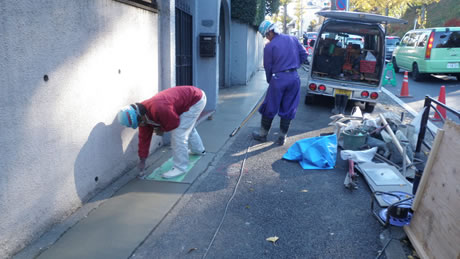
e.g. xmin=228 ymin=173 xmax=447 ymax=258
xmin=118 ymin=86 xmax=207 ymax=179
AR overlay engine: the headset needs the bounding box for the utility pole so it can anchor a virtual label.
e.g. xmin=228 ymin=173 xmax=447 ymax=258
xmin=293 ymin=0 xmax=308 ymax=38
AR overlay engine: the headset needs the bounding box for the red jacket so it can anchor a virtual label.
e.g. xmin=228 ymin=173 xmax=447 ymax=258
xmin=138 ymin=86 xmax=203 ymax=159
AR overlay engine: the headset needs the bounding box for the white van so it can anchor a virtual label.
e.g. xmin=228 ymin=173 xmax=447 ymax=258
xmin=305 ymin=11 xmax=406 ymax=113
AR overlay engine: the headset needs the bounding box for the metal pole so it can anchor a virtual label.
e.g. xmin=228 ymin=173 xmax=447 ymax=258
xmin=229 ymin=90 xmax=267 ymax=137
xmin=415 ymin=96 xmax=431 ymax=152
xmin=300 ymin=17 xmax=303 ymax=39
xmin=402 ymin=143 xmax=407 ymax=177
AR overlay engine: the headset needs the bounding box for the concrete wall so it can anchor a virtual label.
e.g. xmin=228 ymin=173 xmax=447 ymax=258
xmin=194 ymin=0 xmax=220 ymax=111
xmin=177 ymin=0 xmax=233 ymax=109
xmin=159 ymin=0 xmax=176 ymax=90
xmin=230 ymin=21 xmax=248 ymax=86
xmin=0 ymin=0 xmax=162 ymax=257
xmin=230 ymin=20 xmax=264 ymax=85
xmin=246 ymin=26 xmax=265 ymax=82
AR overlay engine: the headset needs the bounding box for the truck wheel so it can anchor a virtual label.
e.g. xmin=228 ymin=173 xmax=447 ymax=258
xmin=305 ymin=94 xmax=316 ymax=105
xmin=364 ymin=102 xmax=375 ymax=113
xmin=392 ymin=57 xmax=400 ymax=73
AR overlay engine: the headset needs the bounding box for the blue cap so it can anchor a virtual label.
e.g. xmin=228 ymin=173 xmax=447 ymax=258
xmin=118 ymin=105 xmax=139 ymax=129
xmin=258 ymin=20 xmax=274 ymax=37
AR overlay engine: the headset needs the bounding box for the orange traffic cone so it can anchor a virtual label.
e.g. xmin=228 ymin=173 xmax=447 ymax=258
xmin=398 ymin=71 xmax=412 ymax=98
xmin=433 ymin=85 xmax=447 ymax=120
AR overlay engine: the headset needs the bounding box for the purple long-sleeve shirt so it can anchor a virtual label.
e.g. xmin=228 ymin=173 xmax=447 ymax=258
xmin=263 ymin=34 xmax=308 ymax=83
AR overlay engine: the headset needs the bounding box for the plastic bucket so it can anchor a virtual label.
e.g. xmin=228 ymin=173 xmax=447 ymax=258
xmin=342 ymin=130 xmax=368 ymax=150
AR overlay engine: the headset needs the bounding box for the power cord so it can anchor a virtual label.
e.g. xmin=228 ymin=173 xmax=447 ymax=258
xmin=202 ymin=138 xmax=252 ymax=259
xmin=376 ymin=236 xmax=395 ymax=259
xmin=375 ymin=226 xmax=406 ymax=259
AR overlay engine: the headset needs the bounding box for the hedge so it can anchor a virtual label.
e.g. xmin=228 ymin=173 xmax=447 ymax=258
xmin=231 ymin=0 xmax=279 ymax=27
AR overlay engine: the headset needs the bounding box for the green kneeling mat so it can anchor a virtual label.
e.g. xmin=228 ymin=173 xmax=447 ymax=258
xmin=145 ymin=155 xmax=202 ymax=182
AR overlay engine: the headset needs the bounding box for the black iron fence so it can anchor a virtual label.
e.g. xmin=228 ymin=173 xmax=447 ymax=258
xmin=175 ymin=7 xmax=193 ymax=86
xmin=416 ymin=95 xmax=460 ymax=153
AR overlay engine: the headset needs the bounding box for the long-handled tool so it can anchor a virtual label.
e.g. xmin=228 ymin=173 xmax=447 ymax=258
xmin=229 ymin=90 xmax=267 ymax=137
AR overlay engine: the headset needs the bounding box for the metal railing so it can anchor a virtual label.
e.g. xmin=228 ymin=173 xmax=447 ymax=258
xmin=415 ymin=95 xmax=460 ymax=152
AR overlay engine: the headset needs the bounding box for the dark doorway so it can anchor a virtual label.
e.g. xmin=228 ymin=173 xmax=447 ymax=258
xmin=175 ymin=5 xmax=193 ymax=85
xmin=218 ymin=5 xmax=226 ymax=88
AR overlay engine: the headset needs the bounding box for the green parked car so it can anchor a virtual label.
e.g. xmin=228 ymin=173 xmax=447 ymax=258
xmin=392 ymin=27 xmax=460 ymax=81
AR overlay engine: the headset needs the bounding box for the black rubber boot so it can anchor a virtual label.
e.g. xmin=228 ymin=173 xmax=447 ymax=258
xmin=276 ymin=118 xmax=291 ymax=145
xmin=252 ymin=116 xmax=273 ymax=142
xmin=331 ymin=96 xmax=340 ymax=114
xmin=332 ymin=94 xmax=348 ymax=114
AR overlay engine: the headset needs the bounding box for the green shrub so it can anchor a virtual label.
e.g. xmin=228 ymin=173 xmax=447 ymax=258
xmin=232 ymin=0 xmax=280 ymax=27
xmin=231 ymin=0 xmax=258 ymax=25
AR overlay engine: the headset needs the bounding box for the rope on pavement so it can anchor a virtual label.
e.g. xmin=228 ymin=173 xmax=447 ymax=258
xmin=202 ymin=138 xmax=253 ymax=259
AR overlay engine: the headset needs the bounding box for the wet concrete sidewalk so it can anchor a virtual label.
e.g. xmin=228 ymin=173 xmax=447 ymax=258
xmin=16 ymin=67 xmax=396 ymax=259
xmin=15 ymin=69 xmax=270 ymax=259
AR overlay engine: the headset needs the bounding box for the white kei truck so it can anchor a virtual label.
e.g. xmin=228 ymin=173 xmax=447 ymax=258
xmin=305 ymin=11 xmax=407 ymax=113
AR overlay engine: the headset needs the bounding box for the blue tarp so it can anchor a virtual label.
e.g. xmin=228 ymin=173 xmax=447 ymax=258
xmin=283 ymin=134 xmax=337 ymax=169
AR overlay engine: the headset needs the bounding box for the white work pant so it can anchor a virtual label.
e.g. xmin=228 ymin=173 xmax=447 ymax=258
xmin=171 ymin=91 xmax=206 ymax=172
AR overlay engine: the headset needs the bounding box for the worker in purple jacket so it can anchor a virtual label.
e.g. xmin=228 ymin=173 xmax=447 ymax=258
xmin=253 ymin=20 xmax=308 ymax=145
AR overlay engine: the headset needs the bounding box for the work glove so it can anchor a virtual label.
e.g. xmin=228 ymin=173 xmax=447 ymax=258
xmin=154 ymin=127 xmax=164 ymax=136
